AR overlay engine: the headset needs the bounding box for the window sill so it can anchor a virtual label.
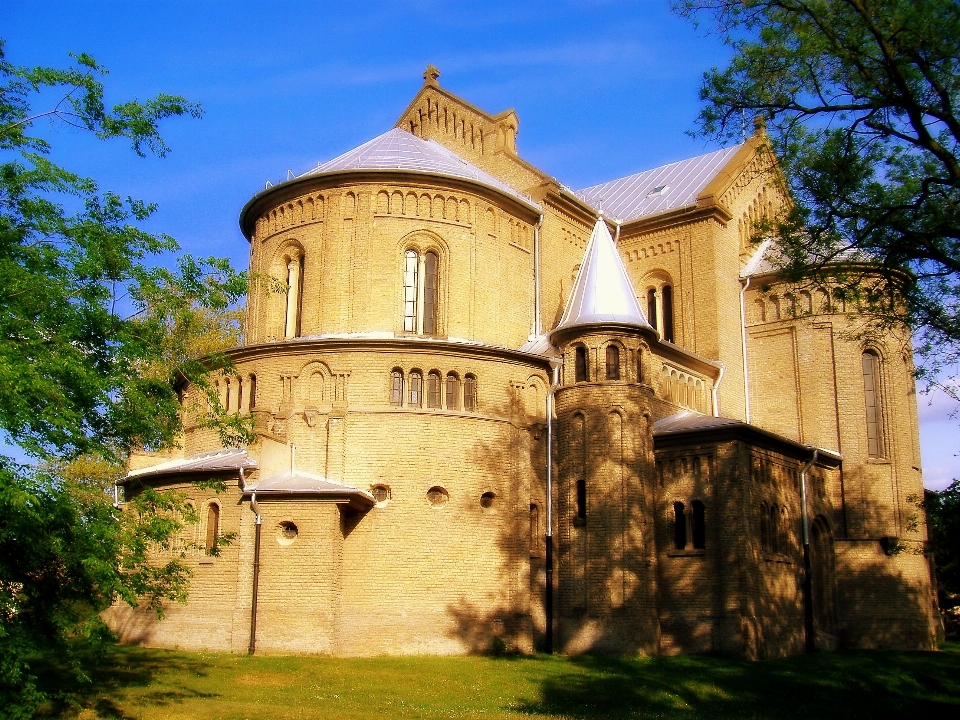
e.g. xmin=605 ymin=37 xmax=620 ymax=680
xmin=761 ymin=553 xmax=795 ymax=564
xmin=199 ymin=558 xmax=215 ymax=566
xmin=667 ymin=549 xmax=705 ymax=557
xmin=572 ymin=518 xmax=587 ymax=528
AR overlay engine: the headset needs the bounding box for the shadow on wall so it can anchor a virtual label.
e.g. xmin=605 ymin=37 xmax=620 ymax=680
xmin=442 ymin=388 xmax=937 ymax=656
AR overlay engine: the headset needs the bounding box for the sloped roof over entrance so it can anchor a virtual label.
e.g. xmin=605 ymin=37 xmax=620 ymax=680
xmin=297 ymin=127 xmax=539 ymax=210
xmin=553 ymin=217 xmax=652 ymax=335
xmin=574 ymin=145 xmax=742 ymax=224
xmin=125 ymin=448 xmax=258 ymax=481
xmin=245 ymin=470 xmax=375 ymax=510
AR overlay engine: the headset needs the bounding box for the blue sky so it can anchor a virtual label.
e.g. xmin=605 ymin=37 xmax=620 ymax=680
xmin=3 ymin=0 xmax=957 ymax=489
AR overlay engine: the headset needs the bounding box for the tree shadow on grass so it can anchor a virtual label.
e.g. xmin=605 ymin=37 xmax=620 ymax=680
xmin=32 ymin=644 xmax=219 ymax=719
xmin=513 ymin=644 xmax=960 ymax=719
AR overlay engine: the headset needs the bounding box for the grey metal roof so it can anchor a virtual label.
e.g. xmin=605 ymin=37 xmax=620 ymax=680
xmin=517 ymin=333 xmax=561 ymax=358
xmin=299 ymin=127 xmax=539 ymax=209
xmin=553 ymin=217 xmax=652 ymax=334
xmin=653 ymin=410 xmax=742 ymax=435
xmin=574 ymin=145 xmax=742 ymax=223
xmin=246 ymin=470 xmax=375 ymax=509
xmin=125 ymin=448 xmax=258 ymax=481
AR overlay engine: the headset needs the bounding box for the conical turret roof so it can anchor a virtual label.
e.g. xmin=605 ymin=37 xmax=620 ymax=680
xmin=553 ymin=217 xmax=652 ymax=334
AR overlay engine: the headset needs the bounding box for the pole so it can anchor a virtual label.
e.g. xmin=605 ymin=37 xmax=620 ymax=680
xmin=801 ymin=448 xmax=818 ymax=653
xmin=544 ymin=362 xmax=559 ymax=653
xmin=248 ymin=491 xmax=262 ymax=655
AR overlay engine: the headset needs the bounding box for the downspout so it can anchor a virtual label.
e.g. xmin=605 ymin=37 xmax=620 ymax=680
xmin=801 ymin=448 xmax=819 ymax=653
xmin=711 ymin=363 xmax=725 ymax=418
xmin=740 ymin=277 xmax=752 ymax=424
xmin=614 ymin=221 xmax=621 ymax=245
xmin=545 ymin=360 xmax=560 ymax=654
xmin=246 ymin=466 xmax=263 ymax=655
xmin=534 ymin=214 xmax=544 ymax=336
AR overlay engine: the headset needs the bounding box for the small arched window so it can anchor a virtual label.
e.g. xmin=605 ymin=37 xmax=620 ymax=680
xmin=248 ymin=374 xmax=257 ymax=410
xmin=862 ymin=351 xmax=885 ymax=458
xmin=223 ymin=378 xmax=231 ymax=412
xmin=445 ymin=373 xmax=460 ymax=410
xmin=205 ymin=503 xmax=220 ymax=556
xmin=390 ymin=369 xmax=404 ymax=406
xmin=463 ymin=374 xmax=477 ymax=411
xmin=606 ymin=345 xmax=620 ymax=381
xmin=575 ymin=346 xmax=588 ymax=383
xmin=408 ymin=370 xmax=423 ymax=407
xmin=673 ymin=501 xmax=686 ymax=550
xmin=426 ymin=371 xmax=442 ymax=408
xmin=692 ymin=500 xmax=706 ymax=550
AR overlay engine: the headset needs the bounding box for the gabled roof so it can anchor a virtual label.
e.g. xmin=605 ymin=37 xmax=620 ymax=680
xmin=125 ymin=448 xmax=257 ymax=481
xmin=574 ymin=145 xmax=743 ymax=224
xmin=245 ymin=469 xmax=375 ymax=510
xmin=297 ymin=127 xmax=539 ymax=210
xmin=553 ymin=217 xmax=652 ymax=335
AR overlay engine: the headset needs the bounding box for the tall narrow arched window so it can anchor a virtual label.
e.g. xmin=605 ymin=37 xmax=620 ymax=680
xmin=224 ymin=378 xmax=231 ymax=412
xmin=530 ymin=503 xmax=541 ymax=555
xmin=576 ymin=479 xmax=587 ymax=521
xmin=423 ymin=251 xmax=438 ymax=335
xmin=390 ymin=369 xmax=404 ymax=406
xmin=205 ymin=503 xmax=220 ymax=556
xmin=403 ymin=250 xmax=419 ymax=333
xmin=862 ymin=351 xmax=885 ymax=457
xmin=284 ymin=252 xmax=303 ymax=339
xmin=248 ymin=374 xmax=257 ymax=410
xmin=760 ymin=502 xmax=770 ymax=553
xmin=402 ymin=248 xmax=441 ymax=336
xmin=463 ymin=374 xmax=477 ymax=411
xmin=606 ymin=345 xmax=620 ymax=380
xmin=575 ymin=346 xmax=588 ymax=383
xmin=647 ymin=288 xmax=658 ymax=331
xmin=769 ymin=504 xmax=780 ymax=554
xmin=673 ymin=501 xmax=686 ymax=550
xmin=662 ymin=285 xmax=674 ymax=342
xmin=426 ymin=371 xmax=442 ymax=408
xmin=408 ymin=370 xmax=423 ymax=407
xmin=692 ymin=500 xmax=706 ymax=550
xmin=445 ymin=372 xmax=459 ymax=410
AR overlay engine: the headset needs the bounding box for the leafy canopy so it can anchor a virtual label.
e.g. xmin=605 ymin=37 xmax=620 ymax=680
xmin=674 ymin=0 xmax=960 ymax=377
xmin=0 ymin=41 xmax=248 ymax=716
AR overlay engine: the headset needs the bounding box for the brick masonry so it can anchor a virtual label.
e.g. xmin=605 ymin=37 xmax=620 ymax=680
xmin=105 ymin=70 xmax=937 ymax=657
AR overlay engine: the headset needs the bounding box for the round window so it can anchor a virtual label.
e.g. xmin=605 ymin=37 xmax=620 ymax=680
xmin=427 ymin=486 xmax=449 ymax=507
xmin=480 ymin=491 xmax=497 ymax=509
xmin=277 ymin=521 xmax=299 ymax=546
xmin=371 ymin=484 xmax=391 ymax=504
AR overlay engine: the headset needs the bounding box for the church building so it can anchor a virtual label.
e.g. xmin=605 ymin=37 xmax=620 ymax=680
xmin=107 ymin=67 xmax=938 ymax=658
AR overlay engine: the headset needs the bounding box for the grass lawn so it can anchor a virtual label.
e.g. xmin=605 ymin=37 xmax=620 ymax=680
xmin=33 ymin=642 xmax=960 ymax=720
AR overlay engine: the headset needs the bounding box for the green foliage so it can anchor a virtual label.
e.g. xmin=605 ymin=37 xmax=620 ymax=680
xmin=0 ymin=40 xmax=249 ymax=716
xmin=674 ymin=0 xmax=960 ymax=379
xmin=926 ymin=479 xmax=960 ymax=638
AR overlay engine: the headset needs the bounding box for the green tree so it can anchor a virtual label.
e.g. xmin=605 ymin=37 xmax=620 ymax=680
xmin=0 ymin=41 xmax=248 ymax=716
xmin=674 ymin=0 xmax=960 ymax=380
xmin=926 ymin=480 xmax=960 ymax=638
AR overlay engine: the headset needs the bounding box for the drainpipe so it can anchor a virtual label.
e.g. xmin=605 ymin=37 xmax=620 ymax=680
xmin=614 ymin=221 xmax=621 ymax=245
xmin=247 ymin=467 xmax=263 ymax=655
xmin=545 ymin=360 xmax=560 ymax=654
xmin=801 ymin=448 xmax=819 ymax=653
xmin=740 ymin=277 xmax=752 ymax=424
xmin=534 ymin=214 xmax=544 ymax=336
xmin=711 ymin=363 xmax=725 ymax=418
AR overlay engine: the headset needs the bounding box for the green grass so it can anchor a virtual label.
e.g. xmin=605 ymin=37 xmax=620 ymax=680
xmin=33 ymin=643 xmax=960 ymax=720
